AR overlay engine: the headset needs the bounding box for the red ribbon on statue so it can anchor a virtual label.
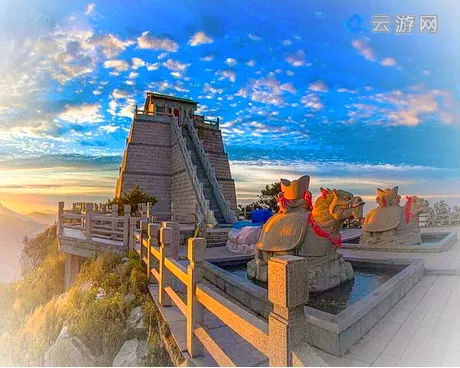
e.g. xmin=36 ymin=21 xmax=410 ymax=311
xmin=278 ymin=193 xmax=288 ymax=210
xmin=308 ymin=213 xmax=342 ymax=248
xmin=304 ymin=190 xmax=313 ymax=211
xmin=405 ymin=196 xmax=414 ymax=224
xmin=320 ymin=187 xmax=328 ymax=199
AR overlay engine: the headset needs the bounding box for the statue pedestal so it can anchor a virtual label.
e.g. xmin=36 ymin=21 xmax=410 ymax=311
xmin=360 ymin=229 xmax=422 ymax=247
xmin=306 ymin=252 xmax=354 ymax=292
xmin=247 ymin=251 xmax=354 ymax=292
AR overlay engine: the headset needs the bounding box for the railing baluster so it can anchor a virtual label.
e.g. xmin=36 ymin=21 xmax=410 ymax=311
xmin=57 ymin=202 xmax=64 ymax=236
xmin=159 ymin=227 xmax=173 ymax=306
xmin=147 ymin=223 xmax=160 ymax=283
xmin=123 ymin=204 xmax=131 ymax=248
xmin=187 ymin=237 xmax=206 ymax=358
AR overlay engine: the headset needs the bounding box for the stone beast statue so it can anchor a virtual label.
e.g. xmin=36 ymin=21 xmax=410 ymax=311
xmin=247 ymin=175 xmax=364 ymax=292
xmin=360 ymin=186 xmax=429 ymax=246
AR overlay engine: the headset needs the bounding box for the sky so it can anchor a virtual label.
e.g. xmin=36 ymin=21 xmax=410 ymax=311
xmin=0 ymin=0 xmax=459 ymax=214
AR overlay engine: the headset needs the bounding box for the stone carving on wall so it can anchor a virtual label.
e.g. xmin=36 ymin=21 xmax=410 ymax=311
xmin=247 ymin=175 xmax=364 ymax=292
xmin=360 ymin=186 xmax=429 ymax=246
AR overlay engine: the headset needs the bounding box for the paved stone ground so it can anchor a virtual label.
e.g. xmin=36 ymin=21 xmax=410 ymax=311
xmin=314 ymin=226 xmax=460 ymax=367
xmin=152 ymin=226 xmax=460 ymax=367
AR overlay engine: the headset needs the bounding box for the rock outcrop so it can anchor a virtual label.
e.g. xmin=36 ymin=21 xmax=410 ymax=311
xmin=44 ymin=326 xmax=96 ymax=367
xmin=112 ymin=337 xmax=148 ymax=367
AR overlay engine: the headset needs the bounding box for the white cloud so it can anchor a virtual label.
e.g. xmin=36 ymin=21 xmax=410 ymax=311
xmin=89 ymin=34 xmax=133 ymax=58
xmin=58 ymin=104 xmax=103 ymax=124
xmin=111 ymin=89 xmax=130 ymax=99
xmin=216 ymin=69 xmax=236 ymax=83
xmin=147 ymin=62 xmax=159 ymax=71
xmin=247 ymin=60 xmax=256 ymax=67
xmin=286 ymin=70 xmax=294 ymax=77
xmin=201 ymin=55 xmax=214 ymax=62
xmin=225 ymin=58 xmax=238 ymax=67
xmin=351 ymin=37 xmax=376 ymax=62
xmin=301 ymin=93 xmax=324 ymax=110
xmin=282 ymin=39 xmax=292 ymax=46
xmin=98 ymin=124 xmax=119 ymax=134
xmin=92 ymin=90 xmax=102 ymax=95
xmin=128 ymin=71 xmax=138 ymax=79
xmin=280 ymin=82 xmax=297 ymax=93
xmin=132 ymin=57 xmax=146 ymax=69
xmin=381 ymin=57 xmax=397 ymax=67
xmin=337 ymin=87 xmax=358 ymax=94
xmin=284 ymin=50 xmax=310 ymax=67
xmin=157 ymin=52 xmax=168 ymax=60
xmin=188 ymin=31 xmax=214 ymax=46
xmin=85 ymin=3 xmax=96 ymax=15
xmin=137 ymin=31 xmax=179 ymax=52
xmin=309 ymin=80 xmax=329 ymax=92
xmin=248 ymin=33 xmax=261 ymax=41
xmin=163 ymin=59 xmax=190 ymax=71
xmin=103 ymin=59 xmax=130 ymax=72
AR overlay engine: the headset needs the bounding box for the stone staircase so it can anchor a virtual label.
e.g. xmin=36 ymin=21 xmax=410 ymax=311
xmin=181 ymin=128 xmax=226 ymax=225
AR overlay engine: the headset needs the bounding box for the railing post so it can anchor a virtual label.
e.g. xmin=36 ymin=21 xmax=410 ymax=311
xmin=147 ymin=223 xmax=160 ymax=283
xmin=186 ymin=237 xmax=206 ymax=358
xmin=142 ymin=203 xmax=147 ymax=219
xmin=159 ymin=226 xmax=173 ymax=306
xmin=129 ymin=217 xmax=137 ymax=252
xmin=171 ymin=202 xmax=175 ymax=222
xmin=267 ymin=255 xmax=309 ymax=367
xmin=85 ymin=206 xmax=93 ymax=241
xmin=57 ymin=202 xmax=64 ymax=236
xmin=146 ymin=202 xmax=152 ymax=219
xmin=123 ymin=204 xmax=131 ymax=248
xmin=162 ymin=221 xmax=180 ymax=260
xmin=139 ymin=220 xmax=149 ymax=260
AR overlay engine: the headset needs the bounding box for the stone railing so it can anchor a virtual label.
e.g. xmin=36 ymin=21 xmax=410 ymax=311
xmin=136 ymin=220 xmax=319 ymax=366
xmin=184 ymin=115 xmax=237 ymax=224
xmin=58 ymin=202 xmax=132 ymax=248
xmin=170 ymin=115 xmax=217 ymax=227
xmin=420 ymin=212 xmax=460 ymax=227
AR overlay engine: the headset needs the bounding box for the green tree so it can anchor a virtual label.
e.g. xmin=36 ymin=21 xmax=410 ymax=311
xmin=257 ymin=182 xmax=281 ymax=212
xmin=433 ymin=199 xmax=451 ymax=215
xmin=108 ymin=185 xmax=157 ymax=214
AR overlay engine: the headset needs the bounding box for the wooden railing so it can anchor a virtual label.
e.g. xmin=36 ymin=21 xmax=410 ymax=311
xmin=136 ymin=220 xmax=317 ymax=366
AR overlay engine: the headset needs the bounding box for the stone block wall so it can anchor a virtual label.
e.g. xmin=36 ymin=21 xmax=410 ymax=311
xmin=170 ymin=137 xmax=199 ymax=218
xmin=116 ymin=119 xmax=172 ymax=212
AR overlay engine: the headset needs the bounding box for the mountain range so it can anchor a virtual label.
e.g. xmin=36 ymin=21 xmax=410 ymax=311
xmin=0 ymin=203 xmax=56 ymax=283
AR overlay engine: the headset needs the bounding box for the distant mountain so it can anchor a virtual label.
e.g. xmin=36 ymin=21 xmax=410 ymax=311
xmin=0 ymin=204 xmax=52 ymax=283
xmin=26 ymin=212 xmax=57 ymax=226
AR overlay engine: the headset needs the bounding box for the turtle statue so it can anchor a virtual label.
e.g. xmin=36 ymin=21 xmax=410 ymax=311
xmin=247 ymin=175 xmax=365 ymax=292
xmin=360 ymin=186 xmax=429 ymax=246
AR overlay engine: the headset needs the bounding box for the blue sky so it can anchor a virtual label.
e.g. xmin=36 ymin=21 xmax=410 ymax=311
xmin=0 ymin=0 xmax=459 ymax=213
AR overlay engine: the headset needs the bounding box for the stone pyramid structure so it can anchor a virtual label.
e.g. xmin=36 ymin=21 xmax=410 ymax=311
xmin=116 ymin=92 xmax=237 ymax=226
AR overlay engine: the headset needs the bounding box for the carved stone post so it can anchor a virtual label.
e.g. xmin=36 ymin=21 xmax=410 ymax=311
xmin=57 ymin=202 xmax=64 ymax=236
xmin=85 ymin=206 xmax=93 ymax=241
xmin=159 ymin=226 xmax=173 ymax=306
xmin=161 ymin=221 xmax=180 ymax=259
xmin=123 ymin=204 xmax=131 ymax=248
xmin=147 ymin=223 xmax=160 ymax=283
xmin=146 ymin=202 xmax=152 ymax=219
xmin=267 ymin=255 xmax=309 ymax=367
xmin=111 ymin=204 xmax=118 ymax=240
xmin=186 ymin=237 xmax=206 ymax=358
xmin=139 ymin=220 xmax=149 ymax=260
